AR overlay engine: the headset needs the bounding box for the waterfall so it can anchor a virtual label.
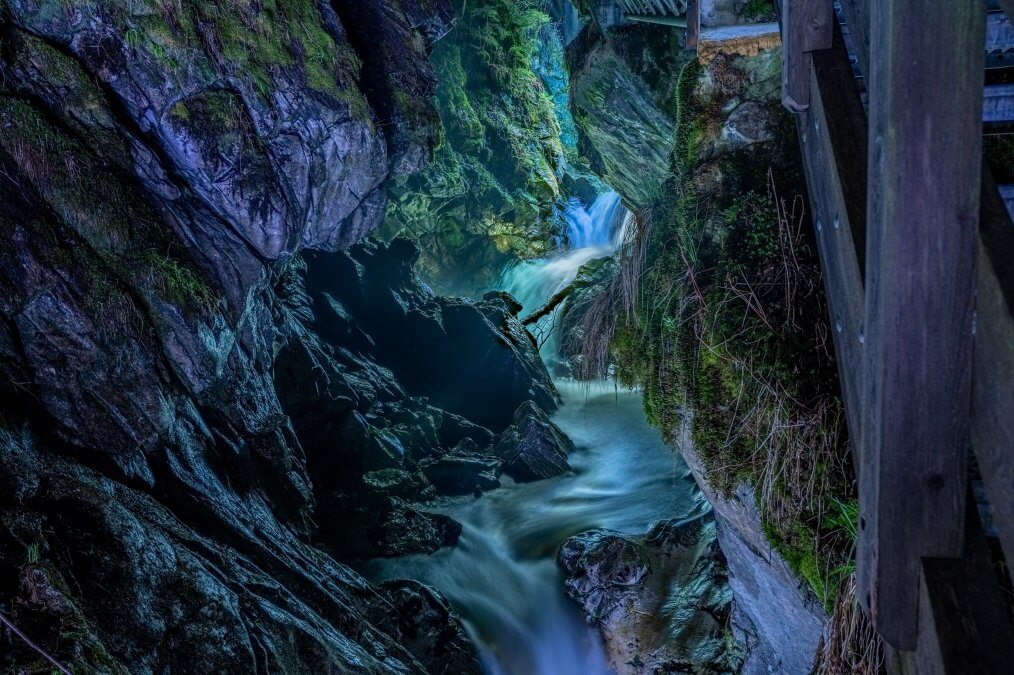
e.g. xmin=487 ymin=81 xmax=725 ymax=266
xmin=500 ymin=191 xmax=630 ymax=369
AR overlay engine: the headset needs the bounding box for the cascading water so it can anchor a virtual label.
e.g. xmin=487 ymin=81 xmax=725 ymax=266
xmin=500 ymin=191 xmax=630 ymax=369
xmin=362 ymin=191 xmax=698 ymax=675
xmin=361 ymin=382 xmax=698 ymax=675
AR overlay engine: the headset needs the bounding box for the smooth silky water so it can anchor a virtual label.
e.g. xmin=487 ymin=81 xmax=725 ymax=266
xmin=361 ymin=193 xmax=700 ymax=674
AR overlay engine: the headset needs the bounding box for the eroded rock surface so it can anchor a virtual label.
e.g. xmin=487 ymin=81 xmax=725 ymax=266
xmin=558 ymin=499 xmax=744 ymax=674
xmin=680 ymin=447 xmax=826 ymax=675
xmin=0 ymin=1 xmax=507 ymax=671
xmin=495 ymin=400 xmax=575 ymax=482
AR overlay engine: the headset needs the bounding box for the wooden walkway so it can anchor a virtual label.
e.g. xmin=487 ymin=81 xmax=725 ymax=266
xmin=779 ymin=0 xmax=1014 ymax=671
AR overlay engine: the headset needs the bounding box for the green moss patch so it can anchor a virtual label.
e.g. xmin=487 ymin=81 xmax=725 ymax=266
xmin=382 ymin=0 xmax=568 ymax=292
xmin=606 ymin=56 xmax=857 ymax=610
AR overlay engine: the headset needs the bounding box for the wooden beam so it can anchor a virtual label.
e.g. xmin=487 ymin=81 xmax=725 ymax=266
xmin=796 ymin=20 xmax=869 ymax=463
xmin=916 ymin=499 xmax=1014 ymax=673
xmin=780 ymin=0 xmax=832 ymax=113
xmin=783 ymin=0 xmax=832 ymax=52
xmin=840 ymin=3 xmax=1014 ymax=78
xmin=625 ymin=14 xmax=687 ymax=27
xmin=781 ymin=26 xmax=812 ymax=110
xmin=685 ymin=0 xmax=699 ymax=49
xmin=838 ymin=0 xmax=871 ymax=78
xmin=972 ymin=168 xmax=1014 ymax=568
xmin=859 ymin=0 xmax=985 ymax=650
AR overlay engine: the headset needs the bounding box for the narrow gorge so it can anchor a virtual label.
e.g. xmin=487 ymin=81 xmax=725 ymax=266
xmin=6 ymin=1 xmax=997 ymax=674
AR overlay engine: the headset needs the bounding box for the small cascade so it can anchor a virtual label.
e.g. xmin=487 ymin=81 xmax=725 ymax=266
xmin=500 ymin=191 xmax=630 ymax=369
xmin=363 ymin=191 xmax=696 ymax=675
xmin=362 ymin=382 xmax=696 ymax=675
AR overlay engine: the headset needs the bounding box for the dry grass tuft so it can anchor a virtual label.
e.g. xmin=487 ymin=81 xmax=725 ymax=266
xmin=812 ymin=574 xmax=884 ymax=675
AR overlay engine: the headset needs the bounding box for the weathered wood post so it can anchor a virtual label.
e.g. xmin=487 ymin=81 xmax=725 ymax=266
xmin=859 ymin=0 xmax=985 ymax=651
xmin=781 ymin=0 xmax=833 ymax=112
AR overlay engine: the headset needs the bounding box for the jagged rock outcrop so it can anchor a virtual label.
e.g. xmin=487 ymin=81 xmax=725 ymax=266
xmin=275 ymin=237 xmax=559 ymax=555
xmin=567 ymin=23 xmax=684 ymax=207
xmin=679 ymin=443 xmax=826 ymax=675
xmin=495 ymin=400 xmax=575 ymax=482
xmin=558 ymin=499 xmax=744 ymax=673
xmin=0 ymin=1 xmax=512 ymax=671
xmin=300 ymin=239 xmax=559 ymax=432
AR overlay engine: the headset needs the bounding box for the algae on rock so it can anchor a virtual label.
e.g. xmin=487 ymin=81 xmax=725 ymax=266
xmin=382 ymin=0 xmax=574 ymax=296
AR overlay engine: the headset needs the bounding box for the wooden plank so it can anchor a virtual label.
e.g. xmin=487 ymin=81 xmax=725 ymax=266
xmin=972 ymin=168 xmax=1014 ymax=568
xmin=783 ymin=0 xmax=832 ymax=52
xmin=859 ymin=0 xmax=984 ymax=651
xmin=780 ymin=0 xmax=832 ymax=113
xmin=685 ymin=0 xmax=699 ymax=49
xmin=796 ymin=20 xmax=868 ymax=465
xmin=840 ymin=3 xmax=1014 ymax=77
xmin=916 ymin=500 xmax=1014 ymax=673
xmin=838 ymin=0 xmax=871 ymax=78
xmin=780 ymin=0 xmax=811 ymax=112
xmin=811 ymin=23 xmax=868 ymax=275
xmin=983 ymin=84 xmax=1014 ymax=123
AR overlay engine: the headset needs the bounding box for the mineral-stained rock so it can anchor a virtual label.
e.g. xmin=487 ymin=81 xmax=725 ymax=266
xmin=495 ymin=401 xmax=576 ymax=481
xmin=558 ymin=501 xmax=745 ymax=674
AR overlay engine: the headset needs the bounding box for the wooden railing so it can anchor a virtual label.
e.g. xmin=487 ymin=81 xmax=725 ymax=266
xmin=779 ymin=0 xmax=1014 ymax=671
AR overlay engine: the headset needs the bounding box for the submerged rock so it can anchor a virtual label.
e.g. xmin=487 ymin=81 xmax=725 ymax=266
xmin=558 ymin=502 xmax=745 ymax=673
xmin=495 ymin=401 xmax=576 ymax=482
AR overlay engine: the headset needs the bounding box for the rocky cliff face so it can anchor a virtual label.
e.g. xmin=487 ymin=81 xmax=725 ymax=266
xmin=679 ymin=437 xmax=826 ymax=674
xmin=0 ymin=1 xmax=553 ymax=671
xmin=381 ymin=0 xmax=572 ymax=296
xmin=567 ymin=22 xmax=685 ymax=207
xmin=562 ymin=20 xmax=837 ymax=672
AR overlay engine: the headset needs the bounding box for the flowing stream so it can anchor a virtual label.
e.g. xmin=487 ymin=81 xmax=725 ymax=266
xmin=362 ymin=193 xmax=697 ymax=674
xmin=499 ymin=192 xmax=630 ymax=369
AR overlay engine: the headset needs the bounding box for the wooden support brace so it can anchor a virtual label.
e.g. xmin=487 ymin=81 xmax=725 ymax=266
xmin=859 ymin=0 xmax=985 ymax=651
xmin=915 ymin=499 xmax=1014 ymax=673
xmin=781 ymin=0 xmax=834 ymax=113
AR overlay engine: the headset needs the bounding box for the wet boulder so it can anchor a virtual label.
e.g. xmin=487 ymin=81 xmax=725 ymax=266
xmin=420 ymin=442 xmax=502 ymax=496
xmin=372 ymin=580 xmax=482 ymax=674
xmin=318 ymin=494 xmax=462 ymax=560
xmin=495 ymin=401 xmax=575 ymax=482
xmin=362 ymin=469 xmax=435 ymax=501
xmin=557 ymin=531 xmax=652 ymax=623
xmin=557 ymin=506 xmax=744 ymax=674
